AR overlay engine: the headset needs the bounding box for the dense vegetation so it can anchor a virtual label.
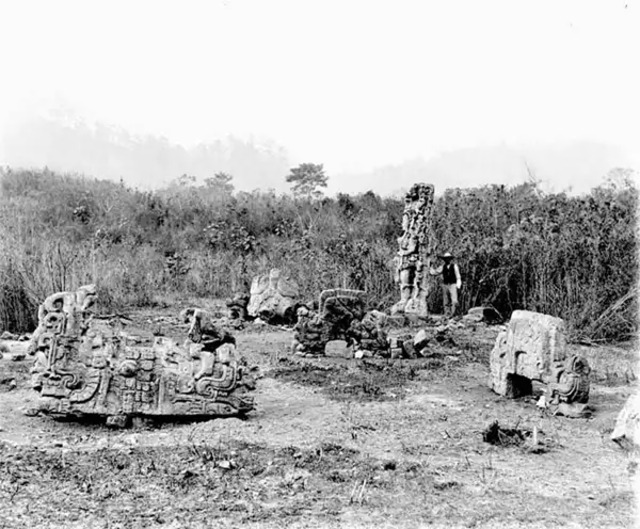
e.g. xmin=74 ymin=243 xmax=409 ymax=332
xmin=0 ymin=167 xmax=636 ymax=342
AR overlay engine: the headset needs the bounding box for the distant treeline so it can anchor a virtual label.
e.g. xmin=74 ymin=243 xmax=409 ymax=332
xmin=0 ymin=167 xmax=637 ymax=342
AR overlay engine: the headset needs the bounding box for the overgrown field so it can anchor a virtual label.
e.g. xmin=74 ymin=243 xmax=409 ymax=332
xmin=0 ymin=167 xmax=637 ymax=341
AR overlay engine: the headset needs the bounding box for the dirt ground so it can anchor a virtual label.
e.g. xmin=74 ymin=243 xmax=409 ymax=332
xmin=0 ymin=305 xmax=638 ymax=529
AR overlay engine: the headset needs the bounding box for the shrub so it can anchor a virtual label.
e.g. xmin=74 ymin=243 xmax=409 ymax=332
xmin=0 ymin=167 xmax=636 ymax=342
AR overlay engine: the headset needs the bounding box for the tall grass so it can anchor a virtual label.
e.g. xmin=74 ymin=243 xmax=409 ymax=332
xmin=0 ymin=167 xmax=636 ymax=341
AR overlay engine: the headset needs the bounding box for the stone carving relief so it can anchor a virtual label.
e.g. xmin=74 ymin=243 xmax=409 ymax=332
xmin=28 ymin=287 xmax=255 ymax=425
xmin=489 ymin=310 xmax=591 ymax=416
xmin=391 ymin=183 xmax=435 ymax=318
xmin=247 ymin=268 xmax=300 ymax=324
xmin=292 ymin=288 xmax=368 ymax=356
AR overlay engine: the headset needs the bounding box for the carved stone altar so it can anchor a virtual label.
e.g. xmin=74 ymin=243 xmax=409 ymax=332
xmin=489 ymin=310 xmax=591 ymax=416
xmin=247 ymin=268 xmax=300 ymax=324
xmin=391 ymin=183 xmax=435 ymax=318
xmin=292 ymin=289 xmax=368 ymax=356
xmin=28 ymin=286 xmax=255 ymax=425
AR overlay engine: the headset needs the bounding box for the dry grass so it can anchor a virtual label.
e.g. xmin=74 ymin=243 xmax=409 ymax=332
xmin=0 ymin=313 xmax=636 ymax=529
xmin=1 ymin=168 xmax=637 ymax=342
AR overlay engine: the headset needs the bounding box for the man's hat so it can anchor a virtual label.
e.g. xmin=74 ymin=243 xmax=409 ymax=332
xmin=439 ymin=252 xmax=454 ymax=259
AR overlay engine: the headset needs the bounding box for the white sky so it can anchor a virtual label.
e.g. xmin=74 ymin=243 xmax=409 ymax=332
xmin=0 ymin=0 xmax=639 ymax=175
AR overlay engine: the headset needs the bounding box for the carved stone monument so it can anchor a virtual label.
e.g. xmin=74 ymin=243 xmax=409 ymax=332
xmin=391 ymin=183 xmax=435 ymax=318
xmin=348 ymin=310 xmax=390 ymax=358
xmin=29 ymin=286 xmax=255 ymax=425
xmin=247 ymin=268 xmax=299 ymax=324
xmin=489 ymin=310 xmax=591 ymax=416
xmin=292 ymin=288 xmax=367 ymax=356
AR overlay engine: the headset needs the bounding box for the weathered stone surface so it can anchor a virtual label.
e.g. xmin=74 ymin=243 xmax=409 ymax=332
xmin=28 ymin=284 xmax=98 ymax=358
xmin=29 ymin=287 xmax=254 ymax=424
xmin=391 ymin=183 xmax=435 ymax=318
xmin=348 ymin=310 xmax=390 ymax=358
xmin=319 ymin=289 xmax=366 ymax=337
xmin=413 ymin=329 xmax=430 ymax=351
xmin=292 ymin=289 xmax=368 ymax=356
xmin=397 ymin=334 xmax=417 ymax=359
xmin=247 ymin=269 xmax=299 ymax=324
xmin=611 ymin=392 xmax=640 ymax=449
xmin=226 ymin=293 xmax=250 ymax=320
xmin=463 ymin=306 xmax=503 ymax=324
xmin=490 ymin=310 xmax=590 ymax=409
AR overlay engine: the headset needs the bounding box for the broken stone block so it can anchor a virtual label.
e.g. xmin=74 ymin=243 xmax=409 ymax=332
xmin=397 ymin=334 xmax=416 ymax=359
xmin=464 ymin=306 xmax=503 ymax=324
xmin=551 ymin=402 xmax=593 ymax=419
xmin=489 ymin=310 xmax=590 ymax=408
xmin=413 ymin=329 xmax=430 ymax=350
xmin=226 ymin=293 xmax=250 ymax=320
xmin=29 ymin=288 xmax=255 ymax=424
xmin=611 ymin=392 xmax=640 ymax=449
xmin=464 ymin=308 xmax=485 ymax=323
xmin=247 ymin=268 xmax=299 ymax=324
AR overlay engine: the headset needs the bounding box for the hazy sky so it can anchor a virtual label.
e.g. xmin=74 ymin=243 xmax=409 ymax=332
xmin=1 ymin=0 xmax=638 ymax=184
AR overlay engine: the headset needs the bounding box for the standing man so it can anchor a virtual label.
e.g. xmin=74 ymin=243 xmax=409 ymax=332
xmin=429 ymin=252 xmax=462 ymax=318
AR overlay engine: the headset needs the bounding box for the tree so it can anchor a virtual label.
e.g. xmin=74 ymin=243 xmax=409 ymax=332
xmin=285 ymin=163 xmax=328 ymax=199
xmin=204 ymin=172 xmax=235 ymax=196
xmin=603 ymin=167 xmax=638 ymax=191
xmin=173 ymin=174 xmax=196 ymax=187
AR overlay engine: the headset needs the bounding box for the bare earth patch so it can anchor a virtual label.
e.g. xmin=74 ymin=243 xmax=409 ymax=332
xmin=0 ymin=312 xmax=637 ymax=529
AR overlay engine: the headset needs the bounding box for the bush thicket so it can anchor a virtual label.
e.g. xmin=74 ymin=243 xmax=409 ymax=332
xmin=0 ymin=167 xmax=636 ymax=342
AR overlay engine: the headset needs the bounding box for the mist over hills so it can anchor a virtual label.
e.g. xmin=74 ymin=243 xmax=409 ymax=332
xmin=2 ymin=113 xmax=290 ymax=191
xmin=1 ymin=112 xmax=633 ymax=196
xmin=331 ymin=142 xmax=633 ymax=197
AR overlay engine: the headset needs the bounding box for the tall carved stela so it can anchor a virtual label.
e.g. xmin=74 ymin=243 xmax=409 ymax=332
xmin=391 ymin=183 xmax=435 ymax=318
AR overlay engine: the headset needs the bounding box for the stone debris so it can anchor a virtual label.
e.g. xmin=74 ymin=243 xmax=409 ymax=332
xmin=413 ymin=329 xmax=429 ymax=352
xmin=226 ymin=293 xmax=250 ymax=320
xmin=349 ymin=310 xmax=389 ymax=358
xmin=482 ymin=420 xmax=529 ymax=446
xmin=463 ymin=306 xmax=503 ymax=325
